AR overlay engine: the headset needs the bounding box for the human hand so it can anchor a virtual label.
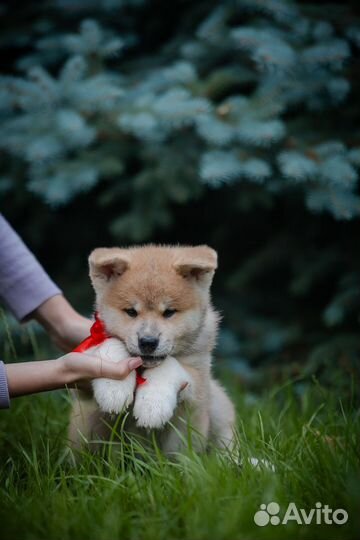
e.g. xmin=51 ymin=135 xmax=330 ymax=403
xmin=60 ymin=352 xmax=143 ymax=391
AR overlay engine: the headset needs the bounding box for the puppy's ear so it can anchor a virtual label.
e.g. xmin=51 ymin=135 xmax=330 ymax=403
xmin=174 ymin=246 xmax=217 ymax=287
xmin=89 ymin=248 xmax=129 ymax=291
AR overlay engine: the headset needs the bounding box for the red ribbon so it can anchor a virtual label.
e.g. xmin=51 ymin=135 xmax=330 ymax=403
xmin=135 ymin=370 xmax=147 ymax=386
xmin=73 ymin=312 xmax=109 ymax=352
xmin=73 ymin=312 xmax=146 ymax=386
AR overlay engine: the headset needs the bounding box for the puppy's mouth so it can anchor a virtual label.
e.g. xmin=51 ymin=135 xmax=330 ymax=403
xmin=140 ymin=355 xmax=166 ymax=368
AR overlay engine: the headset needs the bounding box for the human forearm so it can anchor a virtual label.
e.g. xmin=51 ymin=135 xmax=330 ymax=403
xmin=31 ymin=295 xmax=92 ymax=351
xmin=0 ymin=215 xmax=92 ymax=352
xmin=5 ymin=358 xmax=68 ymax=398
xmin=4 ymin=353 xmax=142 ymax=399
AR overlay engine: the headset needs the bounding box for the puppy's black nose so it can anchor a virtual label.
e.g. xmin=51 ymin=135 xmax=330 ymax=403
xmin=139 ymin=336 xmax=159 ymax=354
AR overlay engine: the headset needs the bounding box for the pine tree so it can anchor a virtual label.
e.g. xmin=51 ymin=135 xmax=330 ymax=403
xmin=1 ymin=0 xmax=359 ymax=377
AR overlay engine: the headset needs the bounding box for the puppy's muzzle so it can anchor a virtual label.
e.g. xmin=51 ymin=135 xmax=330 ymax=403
xmin=136 ymin=336 xmax=168 ymax=367
xmin=138 ymin=336 xmax=159 ymax=354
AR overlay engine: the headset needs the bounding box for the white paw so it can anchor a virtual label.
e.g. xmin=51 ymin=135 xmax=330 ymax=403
xmin=92 ymin=372 xmax=136 ymax=414
xmin=133 ymin=357 xmax=191 ymax=429
xmin=133 ymin=386 xmax=178 ymax=429
xmin=88 ymin=337 xmax=136 ymax=414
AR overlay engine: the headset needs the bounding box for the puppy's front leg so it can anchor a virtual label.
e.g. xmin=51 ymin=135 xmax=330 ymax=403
xmin=133 ymin=357 xmax=191 ymax=429
xmin=91 ymin=338 xmax=136 ymax=414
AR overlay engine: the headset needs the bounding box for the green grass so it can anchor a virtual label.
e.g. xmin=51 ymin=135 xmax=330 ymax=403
xmin=0 ymin=374 xmax=359 ymax=540
xmin=0 ymin=315 xmax=359 ymax=540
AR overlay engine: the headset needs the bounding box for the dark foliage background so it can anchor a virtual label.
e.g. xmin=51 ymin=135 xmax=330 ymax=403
xmin=1 ymin=0 xmax=360 ymax=390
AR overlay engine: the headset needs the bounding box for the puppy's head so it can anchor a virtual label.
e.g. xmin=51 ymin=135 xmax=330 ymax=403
xmin=89 ymin=245 xmax=217 ymax=367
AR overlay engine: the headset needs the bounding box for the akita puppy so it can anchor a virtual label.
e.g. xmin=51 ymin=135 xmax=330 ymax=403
xmin=69 ymin=245 xmax=236 ymax=455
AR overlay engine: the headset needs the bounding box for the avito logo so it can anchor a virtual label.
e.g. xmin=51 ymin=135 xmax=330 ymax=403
xmin=254 ymin=501 xmax=348 ymax=527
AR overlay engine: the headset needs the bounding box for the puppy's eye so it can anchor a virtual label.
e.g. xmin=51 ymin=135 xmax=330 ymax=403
xmin=163 ymin=308 xmax=177 ymax=319
xmin=124 ymin=308 xmax=138 ymax=318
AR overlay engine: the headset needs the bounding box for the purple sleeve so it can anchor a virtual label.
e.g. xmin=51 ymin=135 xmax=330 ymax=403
xmin=0 ymin=214 xmax=62 ymax=320
xmin=0 ymin=361 xmax=10 ymax=409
